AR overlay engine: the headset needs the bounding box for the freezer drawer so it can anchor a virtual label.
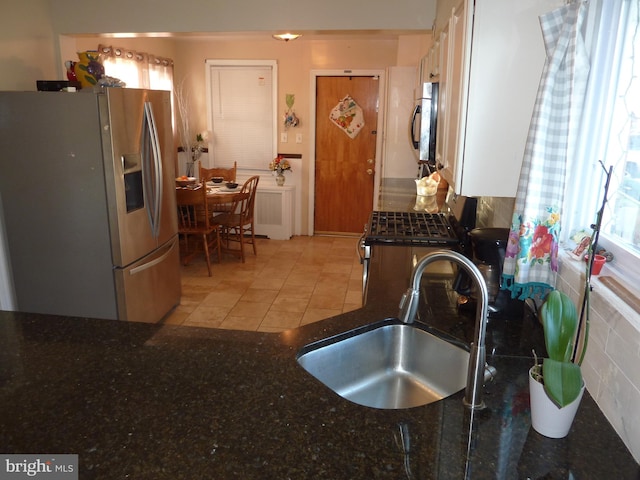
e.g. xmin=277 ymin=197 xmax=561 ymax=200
xmin=114 ymin=236 xmax=181 ymax=323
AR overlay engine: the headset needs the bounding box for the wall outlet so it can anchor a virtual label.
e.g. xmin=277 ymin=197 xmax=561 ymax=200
xmin=296 ymin=133 xmax=303 ymax=144
xmin=281 ymin=132 xmax=288 ymax=143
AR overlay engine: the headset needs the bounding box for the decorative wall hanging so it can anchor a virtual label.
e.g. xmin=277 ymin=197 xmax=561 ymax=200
xmin=283 ymin=94 xmax=299 ymax=129
xmin=329 ymin=95 xmax=365 ymax=139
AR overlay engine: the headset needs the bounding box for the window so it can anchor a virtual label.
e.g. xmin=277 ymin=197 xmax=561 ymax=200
xmin=205 ymin=60 xmax=278 ymax=170
xmin=564 ymin=0 xmax=640 ymax=284
xmin=98 ymin=45 xmax=173 ymax=91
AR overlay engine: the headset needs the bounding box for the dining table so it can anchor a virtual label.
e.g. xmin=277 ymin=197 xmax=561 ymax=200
xmin=204 ymin=182 xmax=249 ymax=212
xmin=174 ymin=182 xmax=248 ymax=209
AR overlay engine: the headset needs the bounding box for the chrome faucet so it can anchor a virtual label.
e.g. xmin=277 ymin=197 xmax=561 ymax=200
xmin=398 ymin=250 xmax=491 ymax=410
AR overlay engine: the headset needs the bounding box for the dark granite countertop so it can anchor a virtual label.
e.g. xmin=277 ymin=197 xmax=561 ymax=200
xmin=1 ymin=246 xmax=638 ymax=478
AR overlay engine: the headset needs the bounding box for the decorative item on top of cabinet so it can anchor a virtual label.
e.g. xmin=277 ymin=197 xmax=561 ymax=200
xmin=73 ymin=51 xmax=104 ymax=88
xmin=65 ymin=61 xmax=77 ymax=82
xmin=435 ymin=0 xmax=565 ymax=197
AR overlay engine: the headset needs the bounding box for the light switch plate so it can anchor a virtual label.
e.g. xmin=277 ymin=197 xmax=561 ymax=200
xmin=281 ymin=132 xmax=288 ymax=143
xmin=296 ymin=133 xmax=303 ymax=143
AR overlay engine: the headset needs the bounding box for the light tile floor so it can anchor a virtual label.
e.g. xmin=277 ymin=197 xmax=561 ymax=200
xmin=164 ymin=235 xmax=363 ymax=332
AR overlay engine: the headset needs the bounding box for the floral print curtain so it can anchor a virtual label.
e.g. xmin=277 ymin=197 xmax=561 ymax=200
xmin=502 ymin=2 xmax=589 ymax=300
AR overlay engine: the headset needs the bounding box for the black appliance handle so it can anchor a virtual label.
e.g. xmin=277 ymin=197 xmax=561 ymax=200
xmin=453 ymin=268 xmax=472 ymax=296
xmin=410 ymin=104 xmax=421 ymax=150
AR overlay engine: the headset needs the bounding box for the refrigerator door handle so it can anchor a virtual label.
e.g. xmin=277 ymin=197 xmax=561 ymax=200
xmin=143 ymin=101 xmax=163 ymax=239
xmin=129 ymin=239 xmax=177 ymax=276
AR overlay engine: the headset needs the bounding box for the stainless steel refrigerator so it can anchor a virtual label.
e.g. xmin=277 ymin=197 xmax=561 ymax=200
xmin=0 ymin=88 xmax=181 ymax=322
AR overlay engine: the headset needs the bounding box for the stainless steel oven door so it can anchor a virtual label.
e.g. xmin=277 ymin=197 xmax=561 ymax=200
xmin=363 ymin=245 xmax=456 ymax=306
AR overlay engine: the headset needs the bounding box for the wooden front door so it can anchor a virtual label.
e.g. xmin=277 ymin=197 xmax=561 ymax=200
xmin=314 ymin=76 xmax=379 ymax=234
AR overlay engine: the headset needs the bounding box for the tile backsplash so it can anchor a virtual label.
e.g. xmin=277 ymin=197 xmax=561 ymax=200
xmin=476 ymin=196 xmax=515 ymax=228
xmin=479 ymin=195 xmax=640 ymax=463
xmin=556 ymin=253 xmax=640 ymax=463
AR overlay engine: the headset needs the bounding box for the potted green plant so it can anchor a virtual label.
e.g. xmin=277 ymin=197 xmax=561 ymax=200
xmin=528 ymin=162 xmax=610 ymax=438
xmin=529 ymin=289 xmax=587 ymax=438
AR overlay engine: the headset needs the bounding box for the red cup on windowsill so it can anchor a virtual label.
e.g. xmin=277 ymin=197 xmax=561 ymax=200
xmin=585 ymin=254 xmax=607 ymax=275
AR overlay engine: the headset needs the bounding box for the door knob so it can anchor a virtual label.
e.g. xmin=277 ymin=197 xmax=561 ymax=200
xmin=366 ymin=168 xmax=373 ymax=175
xmin=367 ymin=158 xmax=374 ymax=164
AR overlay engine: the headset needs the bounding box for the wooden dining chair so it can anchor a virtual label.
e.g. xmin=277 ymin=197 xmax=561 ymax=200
xmin=200 ymin=161 xmax=238 ymax=213
xmin=199 ymin=161 xmax=237 ymax=182
xmin=216 ymin=175 xmax=260 ymax=263
xmin=176 ymin=183 xmax=221 ymax=276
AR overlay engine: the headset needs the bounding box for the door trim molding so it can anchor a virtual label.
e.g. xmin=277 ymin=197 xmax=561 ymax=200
xmin=308 ymin=69 xmax=386 ymax=235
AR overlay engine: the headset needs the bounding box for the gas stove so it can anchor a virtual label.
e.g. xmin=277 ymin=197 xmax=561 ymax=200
xmin=364 ymin=211 xmax=460 ymax=247
xmin=359 ymin=195 xmax=477 ymax=301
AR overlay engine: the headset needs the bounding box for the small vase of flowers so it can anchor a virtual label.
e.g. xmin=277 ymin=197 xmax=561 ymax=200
xmin=269 ymin=155 xmax=292 ymax=186
xmin=178 ymin=132 xmax=206 ymax=177
xmin=186 ymin=133 xmax=206 ymax=177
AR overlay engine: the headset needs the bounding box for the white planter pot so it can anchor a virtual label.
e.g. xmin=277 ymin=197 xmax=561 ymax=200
xmin=529 ymin=366 xmax=585 ymax=438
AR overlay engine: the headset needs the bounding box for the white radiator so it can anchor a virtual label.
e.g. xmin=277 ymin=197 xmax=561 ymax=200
xmin=254 ymin=185 xmax=295 ymax=240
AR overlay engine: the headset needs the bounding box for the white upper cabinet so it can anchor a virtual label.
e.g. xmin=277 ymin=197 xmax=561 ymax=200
xmin=435 ymin=0 xmax=563 ymax=197
xmin=435 ymin=22 xmax=450 ymax=176
xmin=439 ymin=1 xmax=468 ymax=194
xmin=423 ymin=38 xmax=441 ymax=83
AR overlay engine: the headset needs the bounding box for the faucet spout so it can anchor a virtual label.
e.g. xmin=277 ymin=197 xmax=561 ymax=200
xmin=397 ymin=250 xmax=490 ymax=410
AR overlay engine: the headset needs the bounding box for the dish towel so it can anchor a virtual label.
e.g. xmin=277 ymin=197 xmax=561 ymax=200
xmin=329 ymin=95 xmax=365 ymax=139
xmin=502 ymin=2 xmax=589 ymax=301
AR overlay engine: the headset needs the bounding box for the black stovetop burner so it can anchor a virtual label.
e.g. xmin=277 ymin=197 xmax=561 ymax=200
xmin=364 ymin=211 xmax=461 ymax=246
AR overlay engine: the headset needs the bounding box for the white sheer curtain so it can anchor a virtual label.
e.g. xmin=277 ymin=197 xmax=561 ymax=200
xmin=562 ymin=0 xmax=625 ymax=241
xmin=565 ymin=0 xmax=640 ymax=284
xmin=97 ymin=44 xmax=173 ymax=91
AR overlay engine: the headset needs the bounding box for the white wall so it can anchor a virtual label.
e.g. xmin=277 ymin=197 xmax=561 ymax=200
xmin=48 ymin=0 xmax=436 ymax=36
xmin=0 ymin=0 xmax=58 ymax=90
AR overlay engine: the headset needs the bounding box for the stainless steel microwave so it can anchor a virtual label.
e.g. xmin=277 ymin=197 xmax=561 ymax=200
xmin=410 ymin=81 xmax=439 ymax=168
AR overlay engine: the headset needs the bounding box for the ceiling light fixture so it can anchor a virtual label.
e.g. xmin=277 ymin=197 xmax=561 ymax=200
xmin=272 ymin=33 xmax=302 ymax=42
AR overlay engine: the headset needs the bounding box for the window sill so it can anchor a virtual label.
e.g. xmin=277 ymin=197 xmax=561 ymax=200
xmin=559 ymin=249 xmax=640 ymax=332
xmin=597 ymin=276 xmax=640 ymax=314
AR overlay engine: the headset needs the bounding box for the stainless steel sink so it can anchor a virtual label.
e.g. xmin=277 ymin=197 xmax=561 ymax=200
xmin=296 ymin=320 xmax=470 ymax=409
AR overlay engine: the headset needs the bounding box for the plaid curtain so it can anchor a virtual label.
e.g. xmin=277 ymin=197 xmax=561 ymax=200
xmin=502 ymin=2 xmax=589 ymax=300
